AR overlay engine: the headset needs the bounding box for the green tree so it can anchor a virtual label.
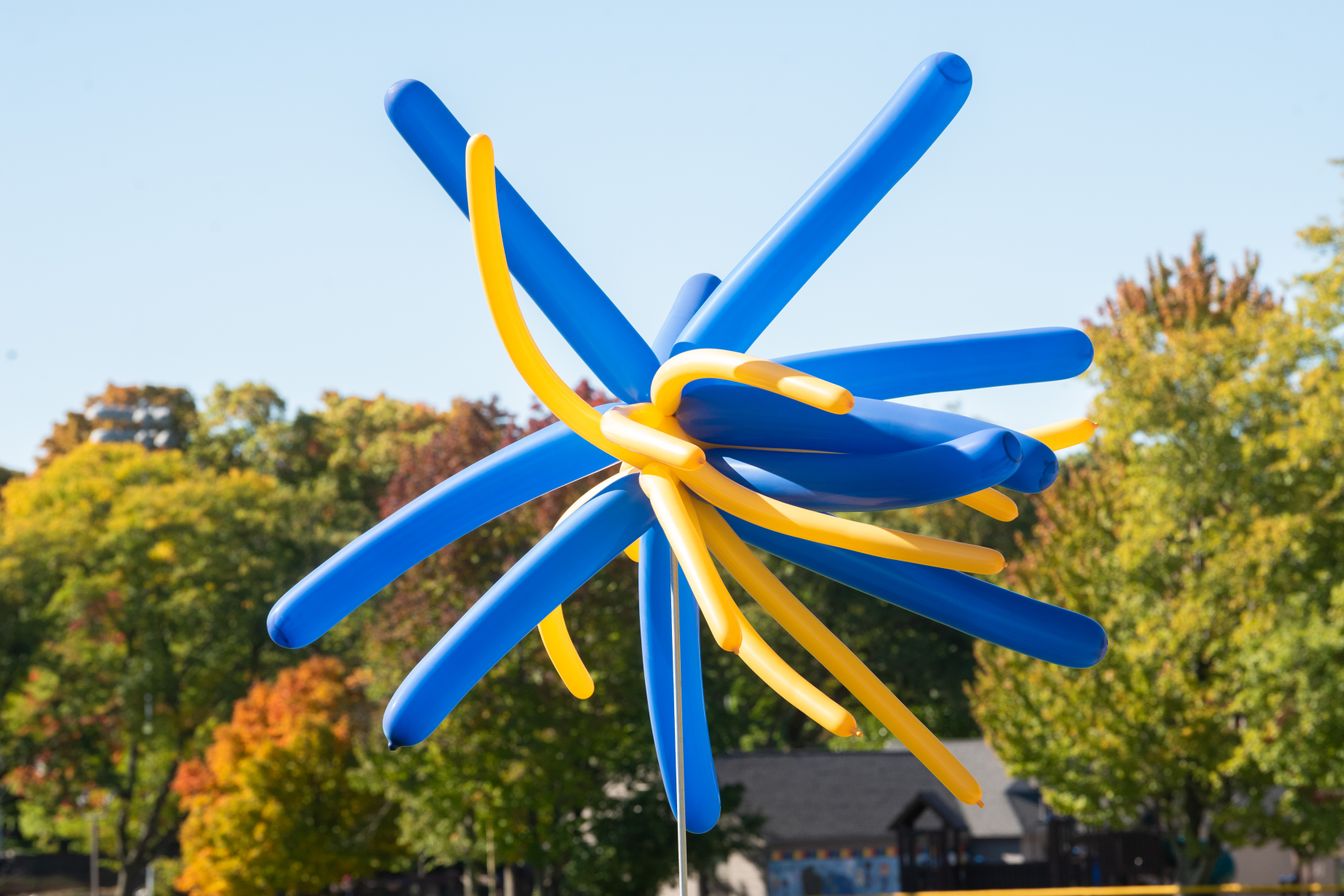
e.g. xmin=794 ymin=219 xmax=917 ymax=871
xmin=971 ymin=231 xmax=1344 ymax=882
xmin=174 ymin=656 xmax=400 ymax=895
xmin=2 ymin=444 xmax=340 ymax=895
xmin=1231 ymin=199 xmax=1344 ymax=870
xmin=192 ymin=384 xmax=458 ymax=517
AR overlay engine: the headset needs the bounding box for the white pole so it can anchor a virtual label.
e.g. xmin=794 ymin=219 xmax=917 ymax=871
xmin=670 ymin=559 xmax=688 ymax=896
xmin=89 ymin=811 xmax=99 ymax=896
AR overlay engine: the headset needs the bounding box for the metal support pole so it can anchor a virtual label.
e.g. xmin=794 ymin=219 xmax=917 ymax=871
xmin=670 ymin=559 xmax=688 ymax=896
xmin=89 ymin=810 xmax=99 ymax=896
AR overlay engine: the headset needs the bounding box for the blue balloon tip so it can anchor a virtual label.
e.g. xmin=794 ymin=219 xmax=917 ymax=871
xmin=933 ymin=52 xmax=972 ymax=85
xmin=266 ymin=604 xmax=304 ymax=650
xmin=1092 ymin=625 xmax=1110 ymax=666
xmin=384 ymin=78 xmax=427 ymax=115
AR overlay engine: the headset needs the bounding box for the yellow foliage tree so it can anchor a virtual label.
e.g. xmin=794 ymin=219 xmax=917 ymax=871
xmin=174 ymin=656 xmax=399 ymax=895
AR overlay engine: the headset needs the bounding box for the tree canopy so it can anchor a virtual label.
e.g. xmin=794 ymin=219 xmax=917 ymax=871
xmin=972 ymin=229 xmax=1344 ymax=882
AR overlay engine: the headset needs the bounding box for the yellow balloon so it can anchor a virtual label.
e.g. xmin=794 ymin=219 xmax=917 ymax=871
xmin=464 ymin=134 xmax=647 ymax=471
xmin=651 ymin=348 xmax=853 ymax=417
xmin=601 ymin=406 xmax=705 ymax=471
xmin=1027 ymin=417 xmax=1097 ymax=451
xmin=679 ymin=462 xmax=1005 ymax=575
xmin=956 ymin=487 xmax=1019 ymax=521
xmin=637 ymin=465 xmax=742 ymax=653
xmin=695 ymin=503 xmax=984 ymax=806
xmin=728 ymin=599 xmax=859 ymax=738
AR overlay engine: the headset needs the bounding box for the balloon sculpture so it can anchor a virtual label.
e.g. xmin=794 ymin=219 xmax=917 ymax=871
xmin=268 ymin=51 xmax=1107 ymax=834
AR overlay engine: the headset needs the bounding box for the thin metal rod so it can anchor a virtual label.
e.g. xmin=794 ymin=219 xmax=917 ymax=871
xmin=670 ymin=558 xmax=688 ymax=896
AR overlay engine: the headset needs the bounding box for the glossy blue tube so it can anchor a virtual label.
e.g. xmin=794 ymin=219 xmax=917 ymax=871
xmin=639 ymin=526 xmax=721 ymax=833
xmin=776 ymin=327 xmax=1093 ymax=399
xmin=384 ymin=476 xmax=654 ymax=747
xmin=711 ymin=428 xmax=1022 ymax=512
xmin=730 ymin=518 xmax=1107 ymax=669
xmin=268 ymin=420 xmax=615 ymax=649
xmin=674 ymin=53 xmax=972 ymax=354
xmin=654 ymin=274 xmax=720 ymax=362
xmin=678 ymin=391 xmax=1057 ymax=493
xmin=384 ymin=80 xmax=659 ymax=403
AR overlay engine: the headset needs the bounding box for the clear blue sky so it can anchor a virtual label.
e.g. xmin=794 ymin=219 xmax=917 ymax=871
xmin=3 ymin=1 xmax=1341 ymax=471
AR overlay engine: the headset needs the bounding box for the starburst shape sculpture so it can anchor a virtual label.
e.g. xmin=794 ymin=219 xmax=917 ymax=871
xmin=268 ymin=52 xmax=1107 ymax=833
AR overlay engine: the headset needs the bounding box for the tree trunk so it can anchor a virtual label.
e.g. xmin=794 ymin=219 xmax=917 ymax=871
xmin=114 ymin=860 xmax=145 ymax=896
xmin=486 ymin=830 xmax=497 ymax=896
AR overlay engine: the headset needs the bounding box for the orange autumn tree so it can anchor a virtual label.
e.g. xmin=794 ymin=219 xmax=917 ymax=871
xmin=174 ymin=656 xmax=400 ymax=895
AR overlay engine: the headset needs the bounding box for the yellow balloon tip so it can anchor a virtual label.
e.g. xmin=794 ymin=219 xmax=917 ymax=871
xmin=976 ymin=800 xmax=985 ymax=809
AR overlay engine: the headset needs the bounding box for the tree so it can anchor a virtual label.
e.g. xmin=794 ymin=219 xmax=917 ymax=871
xmin=37 ymin=384 xmax=197 ymax=468
xmin=1 ymin=443 xmax=341 ymax=895
xmin=1231 ymin=197 xmax=1344 ymax=871
xmin=192 ymin=385 xmax=454 ymax=517
xmin=971 ymin=232 xmax=1344 ymax=882
xmin=174 ymin=656 xmax=400 ymax=895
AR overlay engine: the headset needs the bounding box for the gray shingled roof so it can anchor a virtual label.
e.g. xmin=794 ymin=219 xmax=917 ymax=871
xmin=715 ymin=740 xmax=1039 ymax=848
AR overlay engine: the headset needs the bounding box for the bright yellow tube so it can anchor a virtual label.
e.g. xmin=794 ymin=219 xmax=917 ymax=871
xmin=1027 ymin=417 xmax=1097 ymax=452
xmin=638 ymin=465 xmax=742 ymax=653
xmin=695 ymin=504 xmax=983 ymax=806
xmin=956 ymin=488 xmax=1019 ymax=522
xmin=601 ymin=406 xmax=705 ymax=471
xmin=729 ymin=602 xmax=859 ymax=738
xmin=535 ymin=470 xmax=626 ymax=699
xmin=464 ymin=134 xmax=649 ymax=470
xmin=651 ymin=349 xmax=854 ymax=417
xmin=537 ymin=606 xmax=594 ymax=700
xmin=678 ymin=463 xmax=1005 ymax=575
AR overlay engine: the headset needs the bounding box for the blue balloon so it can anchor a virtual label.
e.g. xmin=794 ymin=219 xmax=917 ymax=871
xmin=731 ymin=517 xmax=1107 ymax=669
xmin=655 ymin=274 xmax=720 ymax=362
xmin=674 ymin=53 xmax=972 ymax=354
xmin=268 ymin=419 xmax=615 ymax=649
xmin=678 ymin=390 xmax=1058 ymax=493
xmin=383 ymin=80 xmax=659 ymax=403
xmin=384 ymin=475 xmax=655 ymax=747
xmin=710 ymin=428 xmax=1023 ymax=512
xmin=639 ymin=526 xmax=720 ymax=833
xmin=776 ymin=327 xmax=1094 ymax=399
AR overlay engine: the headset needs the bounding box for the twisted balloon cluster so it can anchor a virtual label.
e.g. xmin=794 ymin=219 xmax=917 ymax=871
xmin=268 ymin=51 xmax=1108 ymax=833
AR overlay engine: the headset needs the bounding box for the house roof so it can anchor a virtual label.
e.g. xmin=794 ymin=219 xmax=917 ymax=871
xmin=715 ymin=739 xmax=1040 ymax=848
